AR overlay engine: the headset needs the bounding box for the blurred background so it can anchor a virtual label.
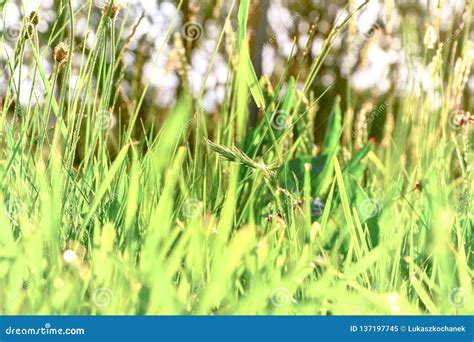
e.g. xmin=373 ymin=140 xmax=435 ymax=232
xmin=1 ymin=0 xmax=473 ymax=141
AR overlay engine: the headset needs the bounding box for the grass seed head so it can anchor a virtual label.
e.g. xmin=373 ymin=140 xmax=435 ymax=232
xmin=24 ymin=25 xmax=34 ymax=39
xmin=454 ymin=111 xmax=473 ymax=127
xmin=28 ymin=11 xmax=39 ymax=26
xmin=23 ymin=12 xmax=39 ymax=39
xmin=101 ymin=2 xmax=121 ymax=21
xmin=424 ymin=25 xmax=437 ymax=49
xmin=53 ymin=42 xmax=69 ymax=65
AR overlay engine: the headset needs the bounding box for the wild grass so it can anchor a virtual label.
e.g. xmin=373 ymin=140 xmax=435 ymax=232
xmin=0 ymin=0 xmax=472 ymax=315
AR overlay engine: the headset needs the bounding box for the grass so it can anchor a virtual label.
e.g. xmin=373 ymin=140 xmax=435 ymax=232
xmin=0 ymin=0 xmax=472 ymax=315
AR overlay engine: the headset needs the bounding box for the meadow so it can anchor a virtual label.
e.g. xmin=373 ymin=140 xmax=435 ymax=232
xmin=0 ymin=0 xmax=472 ymax=315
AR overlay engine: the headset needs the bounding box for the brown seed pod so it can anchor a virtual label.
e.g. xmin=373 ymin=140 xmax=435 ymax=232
xmin=454 ymin=111 xmax=474 ymax=127
xmin=28 ymin=11 xmax=39 ymax=26
xmin=53 ymin=42 xmax=69 ymax=65
xmin=24 ymin=24 xmax=34 ymax=39
xmin=101 ymin=2 xmax=121 ymax=21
